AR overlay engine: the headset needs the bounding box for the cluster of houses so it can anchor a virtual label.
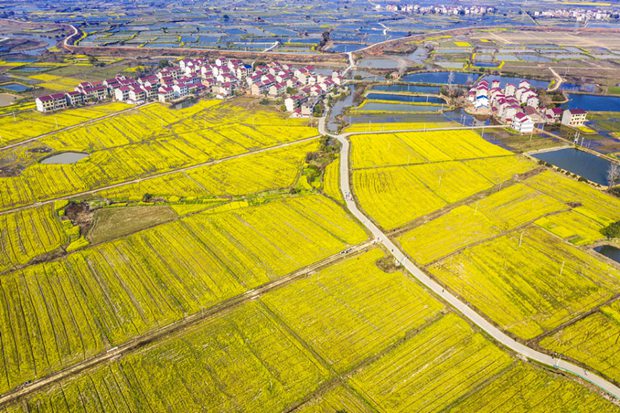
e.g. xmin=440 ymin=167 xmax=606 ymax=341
xmin=380 ymin=4 xmax=495 ymax=15
xmin=531 ymin=8 xmax=619 ymax=22
xmin=467 ymin=79 xmax=587 ymax=134
xmin=247 ymin=63 xmax=343 ymax=117
xmin=35 ymin=57 xmax=344 ymax=117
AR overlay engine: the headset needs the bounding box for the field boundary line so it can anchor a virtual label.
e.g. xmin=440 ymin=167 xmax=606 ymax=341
xmin=318 ymin=115 xmax=620 ymax=402
xmin=0 ymin=136 xmax=319 ymax=216
xmin=0 ymin=240 xmax=374 ymax=407
xmin=529 ymin=294 xmax=620 ymax=346
xmin=387 ymin=167 xmax=545 ymax=238
xmin=0 ymin=103 xmax=156 ymax=151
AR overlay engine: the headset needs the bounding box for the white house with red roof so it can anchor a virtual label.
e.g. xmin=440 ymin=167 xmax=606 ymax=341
xmin=35 ymin=93 xmax=68 ymax=112
xmin=561 ymin=109 xmax=588 ymax=126
xmin=511 ymin=112 xmax=534 ymax=134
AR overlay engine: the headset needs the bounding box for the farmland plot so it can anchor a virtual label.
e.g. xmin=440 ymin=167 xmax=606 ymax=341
xmin=540 ymin=301 xmax=620 ymax=384
xmin=294 ymin=385 xmax=374 ymax=413
xmin=398 ymin=205 xmax=499 ymax=265
xmin=428 ymin=227 xmax=620 ymax=339
xmin=99 ymin=140 xmax=316 ymax=201
xmin=451 ymin=363 xmax=617 ymax=412
xmin=262 ymin=249 xmax=444 ymax=372
xmin=0 ymin=204 xmax=67 ymax=273
xmin=0 ymin=195 xmax=366 ymax=394
xmin=349 ymin=313 xmax=513 ymax=412
xmin=353 ymin=167 xmax=446 ymax=230
xmin=0 ymin=104 xmax=317 ymax=211
xmin=0 ymin=102 xmax=130 ymax=147
xmin=1 ymin=302 xmax=329 ymax=413
xmin=525 ymin=170 xmax=620 ymax=224
xmin=322 ymin=157 xmax=344 ymax=204
xmin=350 ymin=130 xmax=510 ymax=169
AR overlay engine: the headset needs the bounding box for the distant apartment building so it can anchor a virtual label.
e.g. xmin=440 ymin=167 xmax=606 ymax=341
xmin=561 ymin=109 xmax=588 ymax=127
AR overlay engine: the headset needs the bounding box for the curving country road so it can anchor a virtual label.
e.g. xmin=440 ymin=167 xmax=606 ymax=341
xmin=317 ymin=116 xmax=620 ymax=401
xmin=548 ymin=67 xmax=564 ymax=92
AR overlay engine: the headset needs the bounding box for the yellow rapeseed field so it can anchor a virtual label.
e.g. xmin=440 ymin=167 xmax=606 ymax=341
xmin=295 ymin=385 xmax=373 ymax=413
xmin=353 ymin=167 xmax=447 ymax=230
xmin=322 ymin=157 xmax=344 ymax=204
xmin=450 ymin=363 xmax=618 ymax=412
xmin=0 ymin=102 xmax=130 ymax=146
xmin=100 ymin=140 xmax=316 ymax=201
xmin=428 ymin=227 xmax=620 ymax=339
xmin=29 ymin=73 xmax=84 ymax=91
xmin=525 ymin=170 xmax=620 ymax=224
xmin=540 ymin=301 xmax=620 ymax=384
xmin=2 ymin=302 xmax=329 ymax=413
xmin=0 ymin=102 xmax=317 ymax=211
xmin=262 ymin=249 xmax=444 ymax=372
xmin=398 ymin=205 xmax=499 ymax=265
xmin=0 ymin=204 xmax=67 ymax=273
xmin=0 ymin=195 xmax=366 ymax=395
xmin=350 ymin=130 xmax=510 ymax=168
xmin=350 ymin=313 xmax=513 ymax=412
xmin=534 ymin=210 xmax=606 ymax=246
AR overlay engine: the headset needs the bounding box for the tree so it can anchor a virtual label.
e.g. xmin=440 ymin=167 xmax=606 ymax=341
xmin=607 ymin=163 xmax=620 ymax=187
xmin=313 ymin=103 xmax=324 ymax=117
xmin=601 ymin=221 xmax=620 ymax=239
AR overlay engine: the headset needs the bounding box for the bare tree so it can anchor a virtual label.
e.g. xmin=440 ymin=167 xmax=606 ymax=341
xmin=608 ymin=163 xmax=620 ymax=187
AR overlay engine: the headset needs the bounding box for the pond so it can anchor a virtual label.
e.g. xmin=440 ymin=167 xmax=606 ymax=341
xmin=360 ymin=102 xmax=442 ymax=113
xmin=401 ymin=71 xmax=478 ymax=85
xmin=562 ymin=94 xmax=620 ymax=112
xmin=327 ymin=85 xmax=355 ymax=133
xmin=594 ymin=245 xmax=620 ymax=264
xmin=366 ymin=93 xmax=446 ymax=104
xmin=474 ymin=62 xmax=500 ymax=68
xmin=442 ymin=108 xmax=490 ymax=127
xmin=0 ymin=83 xmax=31 ymax=92
xmin=357 ymin=57 xmax=400 ymax=69
xmin=532 ymin=148 xmax=615 ymax=186
xmin=11 ymin=66 xmax=50 ymax=73
xmin=330 ymin=43 xmax=366 ymax=53
xmin=40 ymin=152 xmax=89 ymax=165
xmin=371 ymin=84 xmax=441 ymax=94
xmin=406 ymin=48 xmax=428 ymax=64
xmin=171 ymin=98 xmax=197 ymax=109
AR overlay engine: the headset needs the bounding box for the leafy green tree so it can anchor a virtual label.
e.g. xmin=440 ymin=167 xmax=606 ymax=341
xmin=601 ymin=221 xmax=620 ymax=239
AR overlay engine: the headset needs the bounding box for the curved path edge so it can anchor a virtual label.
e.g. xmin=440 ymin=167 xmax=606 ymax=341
xmin=318 ymin=116 xmax=620 ymax=401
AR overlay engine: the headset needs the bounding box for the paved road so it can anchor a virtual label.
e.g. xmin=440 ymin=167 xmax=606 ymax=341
xmin=318 ymin=116 xmax=620 ymax=401
xmin=548 ymin=67 xmax=564 ymax=92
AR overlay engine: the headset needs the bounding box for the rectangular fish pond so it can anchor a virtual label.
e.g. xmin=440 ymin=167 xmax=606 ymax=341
xmin=532 ymin=148 xmax=617 ymax=186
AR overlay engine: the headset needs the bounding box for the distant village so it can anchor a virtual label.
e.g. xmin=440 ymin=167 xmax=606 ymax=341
xmin=378 ymin=4 xmax=496 ymax=16
xmin=531 ymin=8 xmax=620 ymax=22
xmin=467 ymin=79 xmax=587 ymax=134
xmin=35 ymin=57 xmax=344 ymax=118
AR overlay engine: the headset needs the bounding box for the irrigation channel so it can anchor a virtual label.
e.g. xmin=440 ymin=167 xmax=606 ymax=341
xmin=317 ymin=115 xmax=620 ymax=402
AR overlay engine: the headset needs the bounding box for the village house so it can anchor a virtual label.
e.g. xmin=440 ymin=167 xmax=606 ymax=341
xmin=35 ymin=93 xmax=68 ymax=112
xmin=34 ymin=55 xmax=341 ymax=114
xmin=561 ymin=109 xmax=588 ymax=126
xmin=511 ymin=112 xmax=535 ymax=134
